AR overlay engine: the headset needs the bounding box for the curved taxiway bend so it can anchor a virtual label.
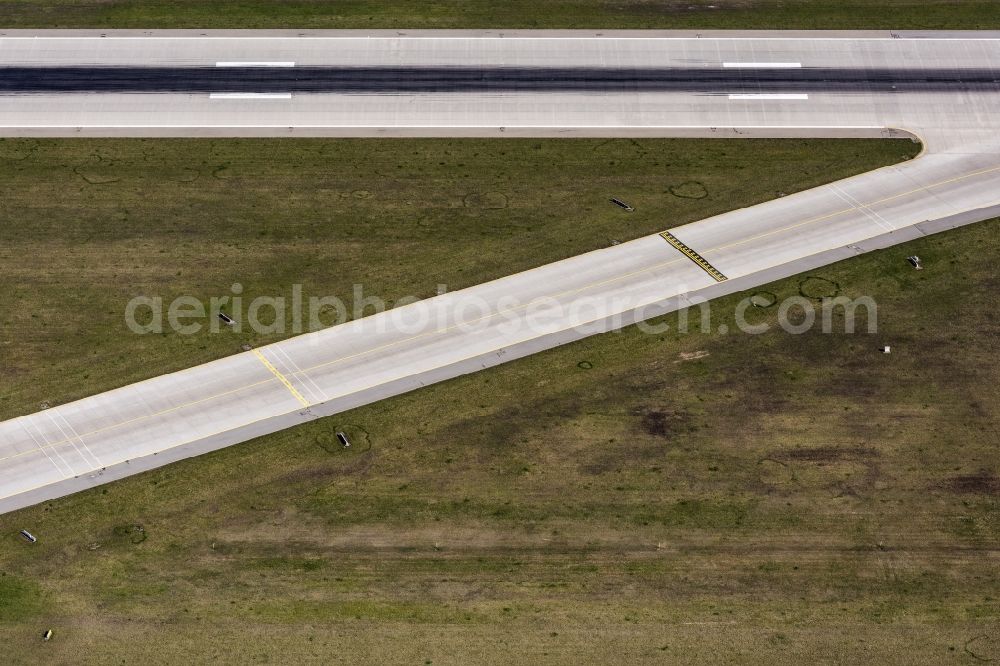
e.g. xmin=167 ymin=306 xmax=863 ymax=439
xmin=1 ymin=30 xmax=999 ymax=512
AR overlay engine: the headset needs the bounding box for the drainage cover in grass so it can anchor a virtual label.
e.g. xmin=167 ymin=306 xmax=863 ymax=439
xmin=317 ymin=425 xmax=371 ymax=454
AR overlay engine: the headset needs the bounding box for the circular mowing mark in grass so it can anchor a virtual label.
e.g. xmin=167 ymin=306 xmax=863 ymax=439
xmin=463 ymin=192 xmax=509 ymax=209
xmin=592 ymin=138 xmax=647 ymax=157
xmin=965 ymin=634 xmax=1000 ymax=661
xmin=798 ymin=276 xmax=841 ymax=300
xmin=73 ymin=167 xmax=121 ymax=185
xmin=316 ymin=424 xmax=372 ymax=454
xmin=668 ymin=181 xmax=709 ymax=199
xmin=757 ymin=458 xmax=796 ymax=488
xmin=749 ymin=291 xmax=778 ymax=308
xmin=577 ymin=361 xmax=594 ymax=370
xmin=352 ymin=189 xmax=374 ymax=199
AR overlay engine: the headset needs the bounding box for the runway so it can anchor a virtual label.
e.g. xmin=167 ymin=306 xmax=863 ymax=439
xmin=1 ymin=30 xmax=999 ymax=513
xmin=1 ymin=65 xmax=999 ymax=94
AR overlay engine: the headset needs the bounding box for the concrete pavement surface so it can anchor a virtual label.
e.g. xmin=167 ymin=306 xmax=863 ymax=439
xmin=1 ymin=31 xmax=999 ymax=512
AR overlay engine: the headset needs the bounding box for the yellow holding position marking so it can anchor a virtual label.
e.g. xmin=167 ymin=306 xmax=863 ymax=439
xmin=252 ymin=349 xmax=310 ymax=407
xmin=659 ymin=231 xmax=728 ymax=282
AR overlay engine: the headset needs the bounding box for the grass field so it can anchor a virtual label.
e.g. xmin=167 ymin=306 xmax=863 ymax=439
xmin=0 ymin=0 xmax=997 ymax=30
xmin=2 ymin=137 xmax=999 ymax=664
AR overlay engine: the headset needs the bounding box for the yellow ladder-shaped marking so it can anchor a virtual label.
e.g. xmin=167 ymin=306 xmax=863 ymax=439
xmin=659 ymin=231 xmax=728 ymax=282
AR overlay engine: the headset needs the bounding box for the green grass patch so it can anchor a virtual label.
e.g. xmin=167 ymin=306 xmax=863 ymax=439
xmin=1 ymin=0 xmax=997 ymax=29
xmin=0 ymin=574 xmax=43 ymax=622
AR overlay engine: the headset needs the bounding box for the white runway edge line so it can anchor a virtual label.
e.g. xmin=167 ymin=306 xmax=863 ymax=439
xmin=729 ymin=94 xmax=810 ymax=100
xmin=209 ymin=93 xmax=293 ymax=99
xmin=723 ymin=62 xmax=802 ymax=68
xmin=215 ymin=61 xmax=296 ymax=67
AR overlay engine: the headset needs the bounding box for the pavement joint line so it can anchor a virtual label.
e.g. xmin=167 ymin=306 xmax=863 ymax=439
xmin=43 ymin=414 xmax=74 ymax=461
xmin=252 ymin=349 xmax=310 ymax=407
xmin=47 ymin=410 xmax=101 ymax=470
xmin=55 ymin=411 xmax=103 ymax=469
xmin=25 ymin=417 xmax=77 ymax=477
xmin=829 ymin=183 xmax=895 ymax=232
xmin=658 ymin=232 xmax=729 ymax=282
xmin=3 ymin=161 xmax=999 ymax=468
xmin=18 ymin=417 xmax=74 ymax=479
xmin=273 ymin=345 xmax=328 ymax=403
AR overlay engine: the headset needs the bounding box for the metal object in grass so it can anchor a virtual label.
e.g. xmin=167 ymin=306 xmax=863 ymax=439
xmin=610 ymin=198 xmax=634 ymax=212
xmin=336 ymin=431 xmax=351 ymax=448
xmin=19 ymin=529 xmax=37 ymax=543
xmin=218 ymin=312 xmax=236 ymax=326
xmin=907 ymin=255 xmax=923 ymax=269
xmin=42 ymin=629 xmax=53 ymax=641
